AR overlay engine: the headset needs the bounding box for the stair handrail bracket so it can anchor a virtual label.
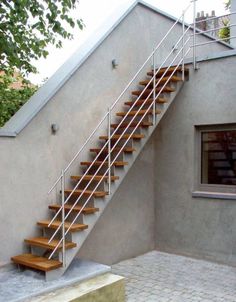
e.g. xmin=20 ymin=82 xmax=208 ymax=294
xmin=45 ymin=0 xmax=235 ymax=269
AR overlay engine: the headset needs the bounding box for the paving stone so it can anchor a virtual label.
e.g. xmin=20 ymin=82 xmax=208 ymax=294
xmin=112 ymin=251 xmax=236 ymax=301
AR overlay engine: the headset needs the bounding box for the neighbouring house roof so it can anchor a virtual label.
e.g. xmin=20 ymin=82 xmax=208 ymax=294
xmin=0 ymin=71 xmax=36 ymax=90
xmin=0 ymin=0 xmax=234 ymax=137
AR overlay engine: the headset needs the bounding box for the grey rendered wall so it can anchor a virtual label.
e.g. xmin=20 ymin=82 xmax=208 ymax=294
xmin=0 ymin=3 xmax=230 ymax=265
xmin=0 ymin=4 xmax=158 ymax=264
xmin=154 ymin=56 xmax=236 ymax=266
xmin=78 ymin=138 xmax=155 ymax=265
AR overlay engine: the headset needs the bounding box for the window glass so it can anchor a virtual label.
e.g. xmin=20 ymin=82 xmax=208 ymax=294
xmin=201 ymin=130 xmax=236 ymax=185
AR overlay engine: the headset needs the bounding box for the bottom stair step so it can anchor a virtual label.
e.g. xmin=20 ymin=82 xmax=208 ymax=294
xmin=24 ymin=237 xmax=77 ymax=250
xmin=11 ymin=253 xmax=62 ymax=272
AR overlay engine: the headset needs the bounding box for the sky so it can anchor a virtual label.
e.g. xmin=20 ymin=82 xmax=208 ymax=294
xmin=29 ymin=0 xmax=228 ymax=84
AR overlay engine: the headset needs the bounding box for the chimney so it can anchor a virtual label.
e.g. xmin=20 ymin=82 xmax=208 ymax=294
xmin=196 ymin=10 xmax=207 ymax=31
xmin=230 ymin=0 xmax=236 ymax=47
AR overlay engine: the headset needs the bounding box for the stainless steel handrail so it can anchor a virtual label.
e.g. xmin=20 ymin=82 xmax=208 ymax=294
xmin=47 ymin=1 xmax=194 ymax=261
xmin=48 ymin=29 xmax=192 ymax=258
xmin=47 ymin=24 xmax=192 ymax=244
xmin=47 ymin=0 xmax=236 ymax=265
xmin=46 ymin=3 xmax=193 ymax=249
xmin=191 ymin=35 xmax=236 ymax=47
xmin=192 ymin=23 xmax=236 ymax=36
xmin=49 ymin=44 xmax=192 ymax=258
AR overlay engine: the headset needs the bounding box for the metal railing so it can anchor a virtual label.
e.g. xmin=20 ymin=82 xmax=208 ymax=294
xmin=45 ymin=0 xmax=236 ymax=267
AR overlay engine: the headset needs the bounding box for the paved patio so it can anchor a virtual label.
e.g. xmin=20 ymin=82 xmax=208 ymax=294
xmin=112 ymin=251 xmax=236 ymax=302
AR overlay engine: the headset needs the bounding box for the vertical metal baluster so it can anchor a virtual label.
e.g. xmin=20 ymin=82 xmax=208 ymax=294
xmin=193 ymin=0 xmax=197 ymax=70
xmin=152 ymin=50 xmax=156 ymax=125
xmin=61 ymin=170 xmax=66 ymax=267
xmin=182 ymin=11 xmax=185 ymax=81
xmin=108 ymin=108 xmax=111 ymax=194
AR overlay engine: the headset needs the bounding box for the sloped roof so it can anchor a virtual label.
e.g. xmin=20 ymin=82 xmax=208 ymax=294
xmin=0 ymin=0 xmax=234 ymax=137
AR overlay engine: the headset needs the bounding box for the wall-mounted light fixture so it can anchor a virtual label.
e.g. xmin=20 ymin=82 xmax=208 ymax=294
xmin=51 ymin=123 xmax=59 ymax=134
xmin=112 ymin=59 xmax=119 ymax=69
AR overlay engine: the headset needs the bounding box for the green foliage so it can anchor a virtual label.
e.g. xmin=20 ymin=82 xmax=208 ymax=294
xmin=219 ymin=18 xmax=230 ymax=42
xmin=0 ymin=72 xmax=38 ymax=127
xmin=0 ymin=0 xmax=83 ymax=75
xmin=0 ymin=0 xmax=83 ymax=127
xmin=218 ymin=0 xmax=231 ymax=42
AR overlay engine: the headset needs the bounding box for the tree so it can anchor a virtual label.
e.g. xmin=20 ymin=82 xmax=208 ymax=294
xmin=219 ymin=0 xmax=231 ymax=41
xmin=0 ymin=0 xmax=83 ymax=127
xmin=0 ymin=73 xmax=38 ymax=127
xmin=219 ymin=18 xmax=230 ymax=42
xmin=0 ymin=0 xmax=84 ymax=75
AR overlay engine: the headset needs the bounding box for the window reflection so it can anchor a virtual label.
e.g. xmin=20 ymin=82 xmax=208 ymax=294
xmin=201 ymin=130 xmax=236 ymax=185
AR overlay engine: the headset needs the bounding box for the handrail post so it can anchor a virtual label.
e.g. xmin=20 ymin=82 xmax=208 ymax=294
xmin=152 ymin=50 xmax=156 ymax=125
xmin=193 ymin=0 xmax=197 ymax=69
xmin=61 ymin=170 xmax=66 ymax=267
xmin=182 ymin=11 xmax=185 ymax=81
xmin=107 ymin=108 xmax=111 ymax=194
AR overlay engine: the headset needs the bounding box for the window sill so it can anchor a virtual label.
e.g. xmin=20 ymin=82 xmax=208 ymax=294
xmin=192 ymin=191 xmax=236 ymax=200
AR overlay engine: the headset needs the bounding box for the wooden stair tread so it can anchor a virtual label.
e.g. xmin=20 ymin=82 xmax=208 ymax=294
xmin=147 ymin=66 xmax=189 ymax=77
xmin=81 ymin=161 xmax=128 ymax=167
xmin=71 ymin=174 xmax=119 ymax=181
xmin=99 ymin=134 xmax=145 ymax=140
xmin=49 ymin=203 xmax=100 ymax=214
xmin=116 ymin=109 xmax=161 ymax=117
xmin=124 ymin=98 xmax=167 ymax=107
xmin=11 ymin=254 xmax=62 ymax=272
xmin=132 ymin=86 xmax=175 ymax=96
xmin=37 ymin=220 xmax=88 ymax=232
xmin=139 ymin=75 xmax=182 ymax=86
xmin=25 ymin=237 xmax=76 ymax=250
xmin=111 ymin=121 xmax=152 ymax=129
xmin=65 ymin=189 xmax=108 ymax=197
xmin=90 ymin=147 xmax=135 ymax=153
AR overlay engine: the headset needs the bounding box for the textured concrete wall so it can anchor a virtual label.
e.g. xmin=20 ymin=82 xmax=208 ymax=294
xmin=0 ymin=4 xmax=158 ymax=264
xmin=154 ymin=56 xmax=236 ymax=266
xmin=0 ymin=3 xmax=229 ymax=264
xmin=78 ymin=137 xmax=155 ymax=264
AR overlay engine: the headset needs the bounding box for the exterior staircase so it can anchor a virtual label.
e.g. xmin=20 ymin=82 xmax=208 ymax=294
xmin=9 ymin=0 xmax=235 ymax=281
xmin=11 ymin=66 xmax=189 ymax=280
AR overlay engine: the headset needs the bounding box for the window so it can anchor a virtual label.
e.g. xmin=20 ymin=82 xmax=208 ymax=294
xmin=195 ymin=125 xmax=236 ymax=196
xmin=201 ymin=130 xmax=236 ymax=185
